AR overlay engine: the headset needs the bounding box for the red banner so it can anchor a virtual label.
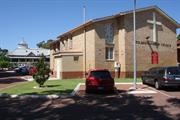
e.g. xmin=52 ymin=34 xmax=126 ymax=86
xmin=151 ymin=52 xmax=158 ymax=64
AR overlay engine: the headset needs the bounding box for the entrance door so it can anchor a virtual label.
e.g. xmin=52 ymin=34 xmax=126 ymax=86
xmin=56 ymin=58 xmax=62 ymax=79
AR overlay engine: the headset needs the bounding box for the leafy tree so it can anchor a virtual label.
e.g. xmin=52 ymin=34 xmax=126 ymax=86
xmin=0 ymin=60 xmax=10 ymax=70
xmin=0 ymin=48 xmax=8 ymax=56
xmin=36 ymin=39 xmax=53 ymax=49
xmin=31 ymin=55 xmax=50 ymax=87
xmin=37 ymin=41 xmax=45 ymax=48
xmin=0 ymin=56 xmax=9 ymax=61
xmin=177 ymin=34 xmax=180 ymax=40
xmin=0 ymin=48 xmax=10 ymax=70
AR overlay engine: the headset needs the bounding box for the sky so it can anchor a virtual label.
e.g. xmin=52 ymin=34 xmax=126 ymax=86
xmin=0 ymin=0 xmax=180 ymax=51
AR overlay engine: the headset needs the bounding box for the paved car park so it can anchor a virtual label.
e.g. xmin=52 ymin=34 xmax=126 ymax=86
xmin=0 ymin=83 xmax=179 ymax=120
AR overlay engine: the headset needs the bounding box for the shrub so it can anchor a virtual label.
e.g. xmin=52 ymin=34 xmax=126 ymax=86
xmin=31 ymin=56 xmax=50 ymax=87
xmin=0 ymin=60 xmax=10 ymax=69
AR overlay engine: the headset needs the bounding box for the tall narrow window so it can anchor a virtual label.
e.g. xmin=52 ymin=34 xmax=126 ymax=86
xmin=69 ymin=37 xmax=73 ymax=49
xmin=65 ymin=40 xmax=68 ymax=50
xmin=105 ymin=47 xmax=114 ymax=60
xmin=104 ymin=23 xmax=114 ymax=44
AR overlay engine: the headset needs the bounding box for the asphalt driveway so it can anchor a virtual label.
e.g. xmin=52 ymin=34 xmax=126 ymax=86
xmin=0 ymin=84 xmax=179 ymax=120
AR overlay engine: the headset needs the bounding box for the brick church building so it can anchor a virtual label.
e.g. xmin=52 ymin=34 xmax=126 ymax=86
xmin=50 ymin=6 xmax=180 ymax=79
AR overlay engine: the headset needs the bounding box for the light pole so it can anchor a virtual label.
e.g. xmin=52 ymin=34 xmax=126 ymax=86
xmin=131 ymin=0 xmax=137 ymax=90
xmin=83 ymin=5 xmax=87 ymax=78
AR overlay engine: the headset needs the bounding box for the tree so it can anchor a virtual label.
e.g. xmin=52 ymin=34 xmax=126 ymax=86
xmin=0 ymin=48 xmax=8 ymax=56
xmin=0 ymin=61 xmax=10 ymax=69
xmin=36 ymin=39 xmax=53 ymax=49
xmin=31 ymin=55 xmax=51 ymax=87
xmin=0 ymin=48 xmax=10 ymax=70
xmin=177 ymin=34 xmax=180 ymax=40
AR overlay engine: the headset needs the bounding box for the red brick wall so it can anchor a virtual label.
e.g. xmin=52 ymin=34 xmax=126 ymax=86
xmin=52 ymin=70 xmax=143 ymax=79
xmin=61 ymin=71 xmax=84 ymax=79
xmin=110 ymin=71 xmax=143 ymax=78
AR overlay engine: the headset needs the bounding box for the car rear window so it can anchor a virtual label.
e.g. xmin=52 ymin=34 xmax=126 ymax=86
xmin=158 ymin=69 xmax=165 ymax=75
xmin=90 ymin=71 xmax=112 ymax=79
xmin=167 ymin=67 xmax=180 ymax=75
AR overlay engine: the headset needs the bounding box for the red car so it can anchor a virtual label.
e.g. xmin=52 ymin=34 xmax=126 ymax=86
xmin=85 ymin=69 xmax=115 ymax=93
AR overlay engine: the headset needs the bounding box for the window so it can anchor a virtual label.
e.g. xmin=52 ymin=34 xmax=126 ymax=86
xmin=90 ymin=71 xmax=112 ymax=79
xmin=167 ymin=67 xmax=180 ymax=75
xmin=105 ymin=47 xmax=114 ymax=60
xmin=74 ymin=56 xmax=79 ymax=61
xmin=158 ymin=69 xmax=165 ymax=75
xmin=104 ymin=23 xmax=114 ymax=44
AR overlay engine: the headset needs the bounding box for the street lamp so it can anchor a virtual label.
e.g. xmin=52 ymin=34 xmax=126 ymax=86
xmin=130 ymin=0 xmax=137 ymax=90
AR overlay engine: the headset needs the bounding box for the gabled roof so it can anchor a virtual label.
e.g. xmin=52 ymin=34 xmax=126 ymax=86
xmin=8 ymin=48 xmax=50 ymax=57
xmin=27 ymin=52 xmax=36 ymax=57
xmin=52 ymin=6 xmax=179 ymax=44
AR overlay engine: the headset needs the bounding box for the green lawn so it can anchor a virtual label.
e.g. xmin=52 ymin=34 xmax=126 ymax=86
xmin=0 ymin=78 xmax=142 ymax=95
xmin=0 ymin=79 xmax=85 ymax=95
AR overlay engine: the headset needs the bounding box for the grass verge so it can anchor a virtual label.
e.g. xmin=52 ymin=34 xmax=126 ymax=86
xmin=0 ymin=78 xmax=141 ymax=95
xmin=0 ymin=79 xmax=84 ymax=95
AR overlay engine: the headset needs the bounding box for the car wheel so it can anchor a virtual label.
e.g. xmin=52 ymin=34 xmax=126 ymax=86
xmin=85 ymin=89 xmax=91 ymax=94
xmin=155 ymin=80 xmax=161 ymax=90
xmin=142 ymin=80 xmax=146 ymax=84
xmin=141 ymin=77 xmax=146 ymax=84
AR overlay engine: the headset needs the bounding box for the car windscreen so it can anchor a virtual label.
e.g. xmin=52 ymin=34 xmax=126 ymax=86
xmin=90 ymin=71 xmax=112 ymax=79
xmin=167 ymin=67 xmax=180 ymax=75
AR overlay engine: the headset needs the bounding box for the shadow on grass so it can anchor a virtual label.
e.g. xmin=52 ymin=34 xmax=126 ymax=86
xmin=0 ymin=92 xmax=177 ymax=120
xmin=21 ymin=89 xmax=73 ymax=95
xmin=46 ymin=85 xmax=62 ymax=88
xmin=35 ymin=85 xmax=62 ymax=88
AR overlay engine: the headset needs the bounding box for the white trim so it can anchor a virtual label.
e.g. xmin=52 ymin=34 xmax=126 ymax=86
xmin=70 ymin=83 xmax=82 ymax=96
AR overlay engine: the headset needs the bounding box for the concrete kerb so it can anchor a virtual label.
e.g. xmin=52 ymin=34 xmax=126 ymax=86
xmin=0 ymin=84 xmax=79 ymax=99
xmin=0 ymin=93 xmax=71 ymax=99
xmin=72 ymin=82 xmax=158 ymax=95
xmin=0 ymin=82 xmax=83 ymax=99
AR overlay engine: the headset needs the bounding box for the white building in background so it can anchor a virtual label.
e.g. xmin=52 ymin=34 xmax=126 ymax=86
xmin=8 ymin=40 xmax=50 ymax=67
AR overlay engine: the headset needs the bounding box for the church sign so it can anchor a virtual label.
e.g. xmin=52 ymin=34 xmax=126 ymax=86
xmin=136 ymin=40 xmax=171 ymax=48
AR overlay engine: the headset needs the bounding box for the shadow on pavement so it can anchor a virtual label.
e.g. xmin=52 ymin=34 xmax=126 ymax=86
xmin=0 ymin=93 xmax=177 ymax=120
xmin=20 ymin=89 xmax=73 ymax=95
xmin=163 ymin=87 xmax=180 ymax=92
xmin=0 ymin=71 xmax=19 ymax=78
xmin=0 ymin=77 xmax=26 ymax=84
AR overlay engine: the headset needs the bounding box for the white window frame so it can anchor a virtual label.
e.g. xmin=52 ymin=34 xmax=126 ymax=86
xmin=105 ymin=47 xmax=114 ymax=60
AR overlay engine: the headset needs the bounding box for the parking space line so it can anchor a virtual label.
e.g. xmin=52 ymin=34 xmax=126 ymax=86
xmin=147 ymin=86 xmax=175 ymax=98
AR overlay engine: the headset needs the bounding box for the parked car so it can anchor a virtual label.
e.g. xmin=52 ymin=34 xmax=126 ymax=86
xmin=14 ymin=66 xmax=30 ymax=75
xmin=141 ymin=66 xmax=180 ymax=89
xmin=85 ymin=69 xmax=115 ymax=93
